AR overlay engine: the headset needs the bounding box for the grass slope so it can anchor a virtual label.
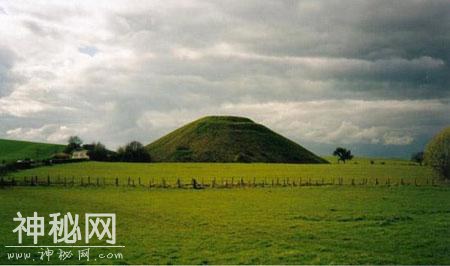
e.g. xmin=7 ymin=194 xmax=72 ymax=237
xmin=1 ymin=186 xmax=449 ymax=264
xmin=0 ymin=138 xmax=64 ymax=162
xmin=147 ymin=116 xmax=327 ymax=163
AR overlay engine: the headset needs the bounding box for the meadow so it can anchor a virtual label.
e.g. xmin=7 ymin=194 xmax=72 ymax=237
xmin=1 ymin=159 xmax=448 ymax=264
xmin=5 ymin=157 xmax=435 ymax=187
xmin=0 ymin=139 xmax=64 ymax=163
xmin=0 ymin=186 xmax=449 ymax=264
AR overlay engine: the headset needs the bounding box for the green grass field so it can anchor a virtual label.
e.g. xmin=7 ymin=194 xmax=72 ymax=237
xmin=0 ymin=139 xmax=64 ymax=163
xmin=1 ymin=159 xmax=448 ymax=264
xmin=6 ymin=158 xmax=435 ymax=186
xmin=1 ymin=186 xmax=449 ymax=264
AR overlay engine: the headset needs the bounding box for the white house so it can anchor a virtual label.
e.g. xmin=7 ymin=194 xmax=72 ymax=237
xmin=72 ymin=150 xmax=90 ymax=160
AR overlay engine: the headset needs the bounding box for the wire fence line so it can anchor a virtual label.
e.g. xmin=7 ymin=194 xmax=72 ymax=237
xmin=0 ymin=175 xmax=442 ymax=189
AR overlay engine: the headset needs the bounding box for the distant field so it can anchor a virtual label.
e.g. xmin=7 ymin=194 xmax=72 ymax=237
xmin=322 ymin=156 xmax=416 ymax=165
xmin=5 ymin=158 xmax=435 ymax=186
xmin=0 ymin=139 xmax=64 ymax=163
xmin=1 ymin=186 xmax=449 ymax=264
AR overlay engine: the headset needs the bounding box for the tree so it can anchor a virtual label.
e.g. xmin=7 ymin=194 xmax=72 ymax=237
xmin=411 ymin=151 xmax=424 ymax=166
xmin=333 ymin=147 xmax=354 ymax=164
xmin=87 ymin=142 xmax=109 ymax=161
xmin=424 ymin=127 xmax=450 ymax=180
xmin=117 ymin=141 xmax=151 ymax=162
xmin=64 ymin=136 xmax=83 ymax=153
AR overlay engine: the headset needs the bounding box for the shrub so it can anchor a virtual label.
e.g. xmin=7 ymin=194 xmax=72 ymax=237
xmin=411 ymin=151 xmax=424 ymax=165
xmin=424 ymin=127 xmax=450 ymax=180
xmin=87 ymin=142 xmax=109 ymax=161
xmin=117 ymin=141 xmax=151 ymax=162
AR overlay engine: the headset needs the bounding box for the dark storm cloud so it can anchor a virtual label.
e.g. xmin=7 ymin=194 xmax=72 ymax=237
xmin=106 ymin=0 xmax=450 ymax=100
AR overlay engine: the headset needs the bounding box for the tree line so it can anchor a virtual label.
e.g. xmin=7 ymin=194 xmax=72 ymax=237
xmin=65 ymin=136 xmax=151 ymax=162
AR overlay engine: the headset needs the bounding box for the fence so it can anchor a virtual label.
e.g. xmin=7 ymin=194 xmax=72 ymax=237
xmin=0 ymin=175 xmax=442 ymax=189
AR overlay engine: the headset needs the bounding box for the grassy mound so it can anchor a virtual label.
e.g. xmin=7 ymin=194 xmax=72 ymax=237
xmin=146 ymin=116 xmax=327 ymax=163
xmin=0 ymin=138 xmax=64 ymax=162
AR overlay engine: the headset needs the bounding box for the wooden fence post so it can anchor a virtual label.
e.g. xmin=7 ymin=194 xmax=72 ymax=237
xmin=177 ymin=178 xmax=181 ymax=188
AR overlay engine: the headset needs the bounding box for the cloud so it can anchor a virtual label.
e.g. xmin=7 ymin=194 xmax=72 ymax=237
xmin=383 ymin=132 xmax=414 ymax=146
xmin=0 ymin=1 xmax=448 ymax=157
xmin=6 ymin=125 xmax=74 ymax=143
xmin=0 ymin=46 xmax=22 ymax=97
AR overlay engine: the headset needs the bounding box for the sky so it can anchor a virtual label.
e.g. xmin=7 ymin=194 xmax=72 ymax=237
xmin=0 ymin=0 xmax=449 ymax=158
